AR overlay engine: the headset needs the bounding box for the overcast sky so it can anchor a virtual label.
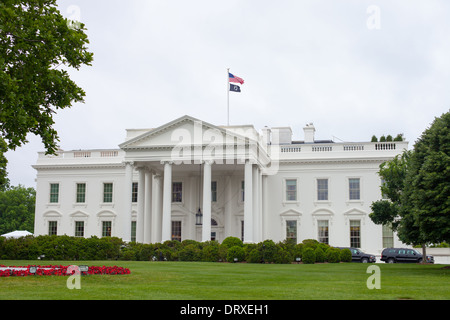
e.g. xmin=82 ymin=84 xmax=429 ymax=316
xmin=5 ymin=0 xmax=450 ymax=188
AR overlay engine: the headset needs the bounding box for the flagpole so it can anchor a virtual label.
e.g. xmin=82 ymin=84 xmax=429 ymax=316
xmin=227 ymin=67 xmax=230 ymax=126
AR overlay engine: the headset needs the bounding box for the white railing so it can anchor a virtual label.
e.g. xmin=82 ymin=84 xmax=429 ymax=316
xmin=271 ymin=141 xmax=407 ymax=155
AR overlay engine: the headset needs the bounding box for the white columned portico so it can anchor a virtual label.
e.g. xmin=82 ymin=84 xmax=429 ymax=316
xmin=123 ymin=161 xmax=133 ymax=242
xmin=161 ymin=161 xmax=172 ymax=242
xmin=244 ymin=160 xmax=253 ymax=243
xmin=202 ymin=161 xmax=212 ymax=242
xmin=136 ymin=167 xmax=146 ymax=243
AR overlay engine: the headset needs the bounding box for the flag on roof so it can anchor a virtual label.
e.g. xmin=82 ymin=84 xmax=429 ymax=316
xmin=229 ymin=73 xmax=244 ymax=85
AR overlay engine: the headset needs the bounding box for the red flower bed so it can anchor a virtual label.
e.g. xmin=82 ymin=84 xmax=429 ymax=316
xmin=0 ymin=265 xmax=130 ymax=277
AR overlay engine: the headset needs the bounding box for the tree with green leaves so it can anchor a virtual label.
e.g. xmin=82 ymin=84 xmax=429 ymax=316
xmin=0 ymin=0 xmax=93 ymax=188
xmin=370 ymin=111 xmax=450 ymax=260
xmin=402 ymin=111 xmax=450 ymax=245
xmin=0 ymin=185 xmax=35 ymax=234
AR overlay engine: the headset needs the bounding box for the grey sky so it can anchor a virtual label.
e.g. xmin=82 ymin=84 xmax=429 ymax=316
xmin=5 ymin=0 xmax=450 ymax=188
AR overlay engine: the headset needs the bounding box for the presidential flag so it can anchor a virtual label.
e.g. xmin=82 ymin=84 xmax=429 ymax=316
xmin=229 ymin=84 xmax=241 ymax=92
xmin=229 ymin=73 xmax=244 ymax=85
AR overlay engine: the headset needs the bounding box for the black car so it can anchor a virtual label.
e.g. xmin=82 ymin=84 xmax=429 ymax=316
xmin=337 ymin=247 xmax=376 ymax=263
xmin=380 ymin=248 xmax=434 ymax=264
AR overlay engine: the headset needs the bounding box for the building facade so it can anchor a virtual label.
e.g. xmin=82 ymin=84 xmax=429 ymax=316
xmin=33 ymin=115 xmax=409 ymax=254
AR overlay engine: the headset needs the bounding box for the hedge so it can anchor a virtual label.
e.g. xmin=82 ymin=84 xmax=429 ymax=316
xmin=0 ymin=235 xmax=342 ymax=264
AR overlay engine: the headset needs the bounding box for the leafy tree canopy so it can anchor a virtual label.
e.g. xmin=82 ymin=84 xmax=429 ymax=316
xmin=0 ymin=0 xmax=93 ymax=188
xmin=0 ymin=185 xmax=35 ymax=234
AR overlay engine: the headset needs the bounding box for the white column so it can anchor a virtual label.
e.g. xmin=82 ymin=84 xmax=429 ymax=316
xmin=161 ymin=161 xmax=172 ymax=242
xmin=136 ymin=167 xmax=145 ymax=243
xmin=253 ymin=165 xmax=260 ymax=243
xmin=244 ymin=160 xmax=253 ymax=243
xmin=262 ymin=174 xmax=268 ymax=241
xmin=144 ymin=169 xmax=153 ymax=244
xmin=224 ymin=174 xmax=233 ymax=238
xmin=202 ymin=161 xmax=212 ymax=242
xmin=152 ymin=174 xmax=162 ymax=243
xmin=123 ymin=161 xmax=133 ymax=242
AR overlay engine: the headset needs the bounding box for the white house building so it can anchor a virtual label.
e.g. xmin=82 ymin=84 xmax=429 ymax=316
xmin=33 ymin=115 xmax=409 ymax=255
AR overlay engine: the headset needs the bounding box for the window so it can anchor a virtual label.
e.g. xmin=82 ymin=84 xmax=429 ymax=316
xmin=241 ymin=181 xmax=245 ymax=202
xmin=132 ymin=182 xmax=138 ymax=203
xmin=349 ymin=178 xmax=360 ymax=200
xmin=172 ymin=221 xmax=181 ymax=241
xmin=211 ymin=181 xmax=217 ymax=202
xmin=103 ymin=183 xmax=113 ymax=203
xmin=285 ymin=179 xmax=297 ymax=201
xmin=350 ymin=220 xmax=361 ymax=248
xmin=76 ymin=183 xmax=86 ymax=203
xmin=286 ymin=220 xmax=297 ymax=244
xmin=131 ymin=221 xmax=136 ymax=242
xmin=382 ymin=224 xmax=394 ymax=248
xmin=49 ymin=183 xmax=59 ymax=203
xmin=241 ymin=220 xmax=244 ymax=242
xmin=48 ymin=221 xmax=57 ymax=235
xmin=317 ymin=179 xmax=328 ymax=201
xmin=75 ymin=221 xmax=84 ymax=237
xmin=318 ymin=220 xmax=329 ymax=244
xmin=102 ymin=221 xmax=112 ymax=237
xmin=172 ymin=182 xmax=182 ymax=202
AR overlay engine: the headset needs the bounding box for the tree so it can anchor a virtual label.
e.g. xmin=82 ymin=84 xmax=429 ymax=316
xmin=370 ymin=111 xmax=450 ymax=259
xmin=402 ymin=111 xmax=450 ymax=245
xmin=0 ymin=185 xmax=36 ymax=234
xmin=0 ymin=0 xmax=93 ymax=188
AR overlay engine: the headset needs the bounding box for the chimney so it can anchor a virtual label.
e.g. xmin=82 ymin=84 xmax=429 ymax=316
xmin=261 ymin=126 xmax=271 ymax=145
xmin=303 ymin=123 xmax=315 ymax=143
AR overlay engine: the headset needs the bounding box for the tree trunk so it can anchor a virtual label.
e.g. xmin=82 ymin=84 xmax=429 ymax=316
xmin=422 ymin=244 xmax=427 ymax=263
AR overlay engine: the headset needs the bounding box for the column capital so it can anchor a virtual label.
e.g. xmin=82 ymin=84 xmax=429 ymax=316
xmin=160 ymin=160 xmax=174 ymax=165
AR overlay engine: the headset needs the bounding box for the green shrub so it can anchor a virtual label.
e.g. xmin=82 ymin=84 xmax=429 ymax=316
xmin=247 ymin=249 xmax=262 ymax=263
xmin=314 ymin=246 xmax=326 ymax=263
xmin=226 ymin=245 xmax=245 ymax=262
xmin=201 ymin=241 xmax=220 ymax=262
xmin=340 ymin=248 xmax=352 ymax=262
xmin=274 ymin=248 xmax=293 ymax=264
xmin=221 ymin=236 xmax=243 ymax=248
xmin=179 ymin=244 xmax=201 ymax=261
xmin=259 ymin=239 xmax=277 ymax=263
xmin=302 ymin=247 xmax=315 ymax=264
xmin=326 ymin=247 xmax=341 ymax=263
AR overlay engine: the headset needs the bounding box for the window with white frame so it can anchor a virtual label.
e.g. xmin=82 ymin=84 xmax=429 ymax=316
xmin=48 ymin=221 xmax=57 ymax=235
xmin=349 ymin=178 xmax=360 ymax=200
xmin=103 ymin=183 xmax=113 ymax=203
xmin=132 ymin=182 xmax=138 ymax=203
xmin=350 ymin=220 xmax=361 ymax=247
xmin=285 ymin=179 xmax=297 ymax=201
xmin=172 ymin=182 xmax=182 ymax=203
xmin=102 ymin=221 xmax=112 ymax=237
xmin=75 ymin=221 xmax=84 ymax=237
xmin=172 ymin=221 xmax=181 ymax=241
xmin=318 ymin=220 xmax=329 ymax=244
xmin=382 ymin=223 xmax=394 ymax=248
xmin=286 ymin=220 xmax=297 ymax=243
xmin=211 ymin=181 xmax=217 ymax=202
xmin=76 ymin=183 xmax=86 ymax=203
xmin=317 ymin=179 xmax=328 ymax=201
xmin=49 ymin=183 xmax=59 ymax=203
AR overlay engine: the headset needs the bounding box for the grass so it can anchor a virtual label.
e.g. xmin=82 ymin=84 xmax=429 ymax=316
xmin=0 ymin=260 xmax=449 ymax=300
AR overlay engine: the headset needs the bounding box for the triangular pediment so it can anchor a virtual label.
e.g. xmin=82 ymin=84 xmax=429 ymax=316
xmin=119 ymin=115 xmax=256 ymax=150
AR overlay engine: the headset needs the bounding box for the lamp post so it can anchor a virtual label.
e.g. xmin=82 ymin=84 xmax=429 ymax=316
xmin=196 ymin=208 xmax=203 ymax=226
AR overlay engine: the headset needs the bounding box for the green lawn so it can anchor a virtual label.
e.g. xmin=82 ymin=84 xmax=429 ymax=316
xmin=1 ymin=261 xmax=449 ymax=300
